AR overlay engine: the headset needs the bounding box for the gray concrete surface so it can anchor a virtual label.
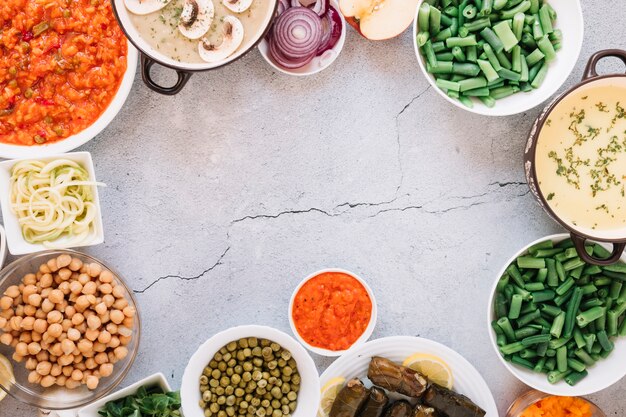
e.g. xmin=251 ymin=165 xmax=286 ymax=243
xmin=2 ymin=0 xmax=626 ymax=415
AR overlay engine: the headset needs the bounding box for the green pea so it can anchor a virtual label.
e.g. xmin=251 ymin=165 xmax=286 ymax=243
xmin=203 ymin=391 xmax=212 ymax=402
xmin=225 ymin=386 xmax=234 ymax=395
xmin=227 ymin=342 xmax=237 ymax=352
xmin=270 ymin=343 xmax=280 ymax=352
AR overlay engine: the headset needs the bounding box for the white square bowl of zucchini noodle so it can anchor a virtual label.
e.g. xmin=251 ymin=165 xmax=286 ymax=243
xmin=0 ymin=152 xmax=104 ymax=255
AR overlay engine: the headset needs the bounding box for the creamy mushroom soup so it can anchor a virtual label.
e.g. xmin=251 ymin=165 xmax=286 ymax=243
xmin=535 ymin=81 xmax=626 ymax=232
xmin=127 ymin=0 xmax=272 ymax=63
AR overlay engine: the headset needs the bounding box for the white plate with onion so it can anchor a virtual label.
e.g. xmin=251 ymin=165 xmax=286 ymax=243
xmin=0 ymin=152 xmax=104 ymax=255
xmin=258 ymin=0 xmax=346 ymax=76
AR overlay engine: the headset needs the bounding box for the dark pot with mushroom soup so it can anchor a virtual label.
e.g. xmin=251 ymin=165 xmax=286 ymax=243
xmin=525 ymin=49 xmax=626 ymax=265
xmin=112 ymin=0 xmax=277 ymax=94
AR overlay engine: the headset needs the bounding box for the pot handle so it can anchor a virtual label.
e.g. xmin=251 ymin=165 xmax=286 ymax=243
xmin=582 ymin=49 xmax=626 ymax=80
xmin=141 ymin=54 xmax=192 ymax=96
xmin=571 ymin=233 xmax=626 ymax=266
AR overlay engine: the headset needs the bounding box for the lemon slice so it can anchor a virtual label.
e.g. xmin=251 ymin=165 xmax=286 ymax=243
xmin=317 ymin=377 xmax=346 ymax=417
xmin=403 ymin=353 xmax=453 ymax=389
xmin=0 ymin=353 xmax=15 ymax=402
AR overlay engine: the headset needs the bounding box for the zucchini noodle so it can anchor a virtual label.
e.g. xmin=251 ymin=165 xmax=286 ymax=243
xmin=9 ymin=159 xmax=105 ymax=248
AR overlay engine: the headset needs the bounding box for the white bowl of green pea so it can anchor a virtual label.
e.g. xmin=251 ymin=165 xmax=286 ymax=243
xmin=180 ymin=325 xmax=320 ymax=417
xmin=487 ymin=234 xmax=626 ymax=396
xmin=412 ymin=0 xmax=583 ymax=116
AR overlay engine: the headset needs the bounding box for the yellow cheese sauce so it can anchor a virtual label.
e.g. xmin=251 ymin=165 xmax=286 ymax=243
xmin=535 ymin=82 xmax=626 ymax=231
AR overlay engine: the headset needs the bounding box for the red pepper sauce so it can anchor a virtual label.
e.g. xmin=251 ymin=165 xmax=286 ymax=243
xmin=292 ymin=271 xmax=372 ymax=351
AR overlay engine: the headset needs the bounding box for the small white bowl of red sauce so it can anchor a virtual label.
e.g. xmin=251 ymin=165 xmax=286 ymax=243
xmin=289 ymin=268 xmax=377 ymax=357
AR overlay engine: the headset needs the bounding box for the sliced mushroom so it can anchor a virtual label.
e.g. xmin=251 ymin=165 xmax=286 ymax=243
xmin=178 ymin=0 xmax=215 ymax=40
xmin=124 ymin=0 xmax=172 ymax=15
xmin=198 ymin=16 xmax=244 ymax=63
xmin=222 ymin=0 xmax=253 ymax=13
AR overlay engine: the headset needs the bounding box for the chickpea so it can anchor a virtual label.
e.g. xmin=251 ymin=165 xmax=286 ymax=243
xmin=4 ymin=286 xmax=20 ymax=298
xmin=62 ymin=319 xmax=72 ymax=332
xmin=57 ymin=254 xmax=72 ymax=268
xmin=77 ymin=339 xmax=93 ymax=353
xmin=61 ymin=339 xmax=76 ymax=355
xmin=40 ymin=299 xmax=54 ymax=314
xmin=122 ymin=306 xmax=136 ymax=318
xmin=21 ymin=316 xmax=35 ymax=330
xmin=106 ymin=323 xmax=118 ymax=334
xmin=31 ymin=332 xmax=42 ymax=343
xmin=36 ymin=361 xmax=52 ymax=376
xmin=67 ymin=328 xmax=81 ymax=341
xmin=73 ymin=354 xmax=83 ymax=364
xmin=39 ymin=273 xmax=53 ymax=288
xmin=10 ymin=316 xmax=23 ymax=331
xmin=58 ymin=268 xmax=72 ymax=281
xmin=19 ymin=332 xmax=32 ymax=343
xmin=65 ymin=306 xmax=76 ymax=319
xmin=12 ymin=352 xmax=23 ymax=362
xmin=48 ymin=323 xmax=63 ymax=338
xmin=99 ymin=270 xmax=113 ymax=283
xmin=78 ymin=274 xmax=91 ymax=285
xmin=69 ymin=281 xmax=83 ymax=295
xmin=28 ymin=342 xmax=42 ymax=355
xmin=50 ymin=363 xmax=62 ymax=377
xmin=0 ymin=333 xmax=13 ymax=346
xmin=86 ymin=295 xmax=97 ymax=305
xmin=62 ymin=365 xmax=74 ymax=377
xmin=56 ymin=375 xmax=67 ymax=386
xmin=112 ymin=286 xmax=125 ymax=299
xmin=99 ymin=311 xmax=110 ymax=325
xmin=87 ymin=315 xmax=101 ymax=330
xmin=75 ymin=295 xmax=90 ymax=311
xmin=36 ymin=350 xmax=49 ymax=363
xmin=110 ymin=310 xmax=124 ymax=325
xmin=0 ymin=296 xmax=13 ymax=310
xmin=107 ymin=336 xmax=120 ymax=349
xmin=87 ymin=263 xmax=102 ymax=278
xmin=66 ymin=378 xmax=81 ymax=389
xmin=119 ymin=335 xmax=132 ymax=346
xmin=94 ymin=302 xmax=107 ymax=315
xmin=47 ymin=310 xmax=63 ymax=324
xmin=82 ymin=281 xmax=97 ymax=296
xmin=85 ymin=329 xmax=99 ymax=341
xmin=58 ymin=354 xmax=74 ymax=367
xmin=114 ymin=346 xmax=128 ymax=360
xmin=117 ymin=326 xmax=132 ymax=338
xmin=99 ymin=283 xmax=113 ymax=295
xmin=24 ymin=273 xmax=38 ymax=285
xmin=28 ymin=370 xmax=42 ymax=384
xmin=71 ymin=313 xmax=85 ymax=326
xmin=28 ymin=293 xmax=42 ymax=307
xmin=71 ymin=369 xmax=83 ymax=381
xmin=0 ymin=317 xmax=6 ymax=328
xmin=15 ymin=342 xmax=28 ymax=356
xmin=94 ymin=352 xmax=108 ymax=365
xmin=86 ymin=375 xmax=99 ymax=390
xmin=85 ymin=358 xmax=97 ymax=370
xmin=97 ymin=331 xmax=111 ymax=344
xmin=122 ymin=317 xmax=134 ymax=328
xmin=41 ymin=375 xmax=56 ymax=388
xmin=48 ymin=289 xmax=64 ymax=304
xmin=102 ymin=294 xmax=115 ymax=308
xmin=69 ymin=257 xmax=83 ymax=272
xmin=46 ymin=258 xmax=59 ymax=272
xmin=58 ymin=281 xmax=71 ymax=295
xmin=93 ymin=342 xmax=106 ymax=353
xmin=23 ymin=304 xmax=36 ymax=317
xmin=99 ymin=363 xmax=113 ymax=377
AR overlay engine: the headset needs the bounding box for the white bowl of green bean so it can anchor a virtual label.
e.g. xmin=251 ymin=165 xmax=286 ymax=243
xmin=412 ymin=0 xmax=583 ymax=116
xmin=487 ymin=234 xmax=626 ymax=396
xmin=180 ymin=325 xmax=320 ymax=417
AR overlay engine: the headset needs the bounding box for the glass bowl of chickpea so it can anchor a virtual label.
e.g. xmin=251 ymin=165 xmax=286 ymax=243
xmin=0 ymin=250 xmax=140 ymax=411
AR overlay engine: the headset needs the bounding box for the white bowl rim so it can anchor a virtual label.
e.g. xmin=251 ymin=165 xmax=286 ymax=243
xmin=257 ymin=0 xmax=347 ymax=77
xmin=411 ymin=0 xmax=584 ymax=116
xmin=76 ymin=373 xmax=172 ymax=417
xmin=487 ymin=233 xmax=626 ymax=396
xmin=0 ymin=45 xmax=138 ymax=159
xmin=288 ymin=268 xmax=377 ymax=357
xmin=180 ymin=324 xmax=321 ymax=417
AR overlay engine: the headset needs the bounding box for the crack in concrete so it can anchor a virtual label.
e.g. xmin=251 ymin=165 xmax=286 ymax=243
xmin=134 ymin=247 xmax=230 ymax=294
xmin=231 ymin=207 xmax=333 ymax=224
xmin=394 ymin=85 xmax=432 ymax=197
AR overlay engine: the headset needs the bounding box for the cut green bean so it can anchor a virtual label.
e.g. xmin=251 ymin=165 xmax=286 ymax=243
xmin=464 ymin=87 xmax=490 ymax=96
xmin=574 ymin=348 xmax=595 ymax=367
xmin=436 ymin=78 xmax=461 ymax=92
xmin=565 ymin=370 xmax=587 ymax=386
xmin=538 ymin=4 xmax=554 ymax=34
xmin=501 ymin=341 xmax=525 ymax=355
xmin=463 ymin=17 xmax=491 ymax=32
xmin=480 ymin=27 xmax=504 ymax=53
xmin=478 ymin=95 xmax=496 ymax=107
xmin=436 ymin=52 xmax=455 ymax=61
xmin=427 ymin=62 xmax=454 ymax=73
xmin=418 ymin=2 xmax=431 ymax=32
xmin=489 ymin=85 xmax=519 ymax=99
xmin=430 ymin=5 xmax=442 ymax=35
xmin=550 ymin=311 xmax=565 ymax=338
xmin=496 ymin=49 xmax=512 ymax=70
xmin=498 ymin=316 xmax=516 ymax=341
xmin=458 ymin=76 xmax=487 ymax=91
xmin=493 ymin=20 xmax=518 ymax=52
xmin=597 ymin=330 xmax=613 ymax=352
xmin=530 ymin=60 xmax=547 ymax=88
xmin=498 ymin=68 xmax=522 ymax=82
xmin=451 ymin=46 xmax=466 ymax=61
xmin=532 ymin=13 xmax=543 ymax=39
xmin=576 ymin=307 xmax=605 ymax=328
xmin=423 ymin=41 xmax=438 ymax=67
xmin=556 ymin=345 xmax=567 ymax=372
xmin=446 ymin=35 xmax=478 ymax=47
xmin=518 ymin=309 xmax=541 ymax=327
xmin=563 ymin=287 xmax=583 ymax=338
xmin=537 ymin=35 xmax=556 ymax=62
xmin=509 ymin=294 xmax=524 ymax=319
xmin=512 ymin=12 xmax=525 ymax=40
xmin=493 ymin=0 xmax=507 ymax=10
xmin=434 ymin=27 xmax=454 ymax=41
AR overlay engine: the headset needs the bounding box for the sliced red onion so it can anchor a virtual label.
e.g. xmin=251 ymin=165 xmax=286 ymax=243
xmin=272 ymin=7 xmax=322 ymax=60
xmin=277 ymin=0 xmax=290 ymax=16
xmin=291 ymin=0 xmax=328 ymax=16
xmin=269 ymin=35 xmax=316 ymax=69
xmin=316 ymin=5 xmax=342 ymax=56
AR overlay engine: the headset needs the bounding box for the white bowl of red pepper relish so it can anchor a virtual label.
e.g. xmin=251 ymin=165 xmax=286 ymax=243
xmin=289 ymin=269 xmax=377 ymax=357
